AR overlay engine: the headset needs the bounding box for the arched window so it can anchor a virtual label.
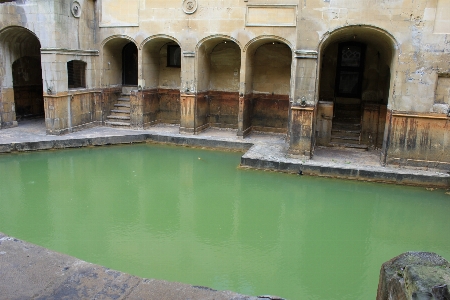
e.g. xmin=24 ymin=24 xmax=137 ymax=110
xmin=67 ymin=60 xmax=86 ymax=89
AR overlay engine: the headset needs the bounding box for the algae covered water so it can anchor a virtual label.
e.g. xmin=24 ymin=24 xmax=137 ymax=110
xmin=0 ymin=144 xmax=449 ymax=299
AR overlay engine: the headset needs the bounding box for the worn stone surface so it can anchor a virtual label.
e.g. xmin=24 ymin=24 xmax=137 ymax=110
xmin=0 ymin=232 xmax=257 ymax=300
xmin=376 ymin=252 xmax=450 ymax=300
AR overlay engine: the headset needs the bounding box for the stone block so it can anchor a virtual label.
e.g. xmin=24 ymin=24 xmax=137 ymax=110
xmin=377 ymin=252 xmax=450 ymax=300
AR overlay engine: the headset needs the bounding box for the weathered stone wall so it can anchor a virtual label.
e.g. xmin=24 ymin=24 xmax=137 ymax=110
xmin=45 ymin=91 xmax=101 ymax=135
xmin=252 ymin=93 xmax=289 ymax=133
xmin=209 ymin=42 xmax=240 ymax=92
xmin=158 ymin=88 xmax=180 ymax=124
xmin=384 ymin=112 xmax=450 ymax=169
xmin=208 ymin=91 xmax=239 ymax=129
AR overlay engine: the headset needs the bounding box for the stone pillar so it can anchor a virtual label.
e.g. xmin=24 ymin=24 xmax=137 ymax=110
xmin=238 ymin=50 xmax=251 ymax=137
xmin=237 ymin=94 xmax=252 ymax=137
xmin=180 ymin=93 xmax=196 ymax=134
xmin=289 ymin=106 xmax=314 ymax=157
xmin=288 ymin=50 xmax=318 ymax=157
xmin=377 ymin=252 xmax=450 ymax=300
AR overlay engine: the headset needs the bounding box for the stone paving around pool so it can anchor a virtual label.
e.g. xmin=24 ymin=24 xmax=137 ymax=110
xmin=0 ymin=232 xmax=260 ymax=300
xmin=0 ymin=119 xmax=449 ymax=188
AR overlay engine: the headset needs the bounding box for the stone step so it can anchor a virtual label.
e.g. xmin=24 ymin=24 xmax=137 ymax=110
xmin=118 ymin=97 xmax=130 ymax=102
xmin=329 ymin=142 xmax=368 ymax=150
xmin=111 ymin=109 xmax=130 ymax=114
xmin=107 ymin=115 xmax=130 ymax=120
xmin=105 ymin=121 xmax=131 ymax=127
xmin=114 ymin=103 xmax=130 ymax=108
xmin=331 ymin=135 xmax=360 ymax=141
xmin=332 ymin=128 xmax=361 ymax=135
xmin=333 ymin=122 xmax=361 ymax=130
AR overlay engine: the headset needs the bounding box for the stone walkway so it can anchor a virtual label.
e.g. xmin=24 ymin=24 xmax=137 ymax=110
xmin=0 ymin=119 xmax=449 ymax=187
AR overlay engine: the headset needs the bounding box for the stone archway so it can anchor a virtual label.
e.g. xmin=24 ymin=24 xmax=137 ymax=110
xmin=0 ymin=26 xmax=44 ymax=128
xmin=316 ymin=25 xmax=397 ymax=150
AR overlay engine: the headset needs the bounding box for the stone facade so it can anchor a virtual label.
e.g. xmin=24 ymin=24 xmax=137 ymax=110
xmin=0 ymin=0 xmax=449 ymax=169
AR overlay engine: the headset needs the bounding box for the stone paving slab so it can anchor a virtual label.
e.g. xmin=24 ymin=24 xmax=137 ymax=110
xmin=0 ymin=232 xmax=259 ymax=300
xmin=0 ymin=120 xmax=449 ymax=188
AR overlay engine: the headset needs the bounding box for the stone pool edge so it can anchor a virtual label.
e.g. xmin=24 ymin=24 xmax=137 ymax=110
xmin=0 ymin=133 xmax=449 ymax=188
xmin=240 ymin=156 xmax=450 ymax=188
xmin=0 ymin=231 xmax=261 ymax=300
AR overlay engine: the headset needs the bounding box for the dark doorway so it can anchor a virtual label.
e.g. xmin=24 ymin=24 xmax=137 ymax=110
xmin=12 ymin=56 xmax=44 ymax=119
xmin=335 ymin=42 xmax=366 ymax=98
xmin=122 ymin=42 xmax=138 ymax=85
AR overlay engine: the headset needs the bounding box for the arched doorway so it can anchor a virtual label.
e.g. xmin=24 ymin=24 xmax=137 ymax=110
xmin=12 ymin=56 xmax=44 ymax=118
xmin=0 ymin=26 xmax=44 ymax=127
xmin=122 ymin=42 xmax=138 ymax=86
xmin=317 ymin=26 xmax=396 ymax=150
xmin=102 ymin=37 xmax=138 ymax=87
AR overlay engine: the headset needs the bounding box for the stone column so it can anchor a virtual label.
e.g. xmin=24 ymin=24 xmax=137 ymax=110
xmin=179 ymin=49 xmax=196 ymax=134
xmin=238 ymin=50 xmax=251 ymax=137
xmin=288 ymin=50 xmax=318 ymax=157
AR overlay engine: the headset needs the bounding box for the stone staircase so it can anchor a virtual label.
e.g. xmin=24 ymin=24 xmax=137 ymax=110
xmin=330 ymin=100 xmax=368 ymax=150
xmin=105 ymin=93 xmax=131 ymax=128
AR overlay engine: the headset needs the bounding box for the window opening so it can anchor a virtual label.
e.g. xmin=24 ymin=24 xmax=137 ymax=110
xmin=67 ymin=60 xmax=86 ymax=89
xmin=167 ymin=45 xmax=181 ymax=68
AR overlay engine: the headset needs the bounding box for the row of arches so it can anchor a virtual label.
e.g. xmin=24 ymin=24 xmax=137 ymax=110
xmin=0 ymin=25 xmax=398 ymax=153
xmin=102 ymin=35 xmax=293 ymax=132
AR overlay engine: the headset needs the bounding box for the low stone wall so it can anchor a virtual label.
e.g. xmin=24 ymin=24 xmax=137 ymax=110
xmin=44 ymin=90 xmax=102 ymax=135
xmin=385 ymin=111 xmax=450 ymax=170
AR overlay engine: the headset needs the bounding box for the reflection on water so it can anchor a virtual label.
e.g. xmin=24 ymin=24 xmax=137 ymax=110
xmin=0 ymin=144 xmax=449 ymax=299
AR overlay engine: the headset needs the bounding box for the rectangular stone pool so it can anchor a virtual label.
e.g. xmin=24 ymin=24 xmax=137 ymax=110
xmin=0 ymin=143 xmax=449 ymax=299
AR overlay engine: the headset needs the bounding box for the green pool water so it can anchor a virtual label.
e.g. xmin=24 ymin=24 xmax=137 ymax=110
xmin=0 ymin=143 xmax=449 ymax=299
